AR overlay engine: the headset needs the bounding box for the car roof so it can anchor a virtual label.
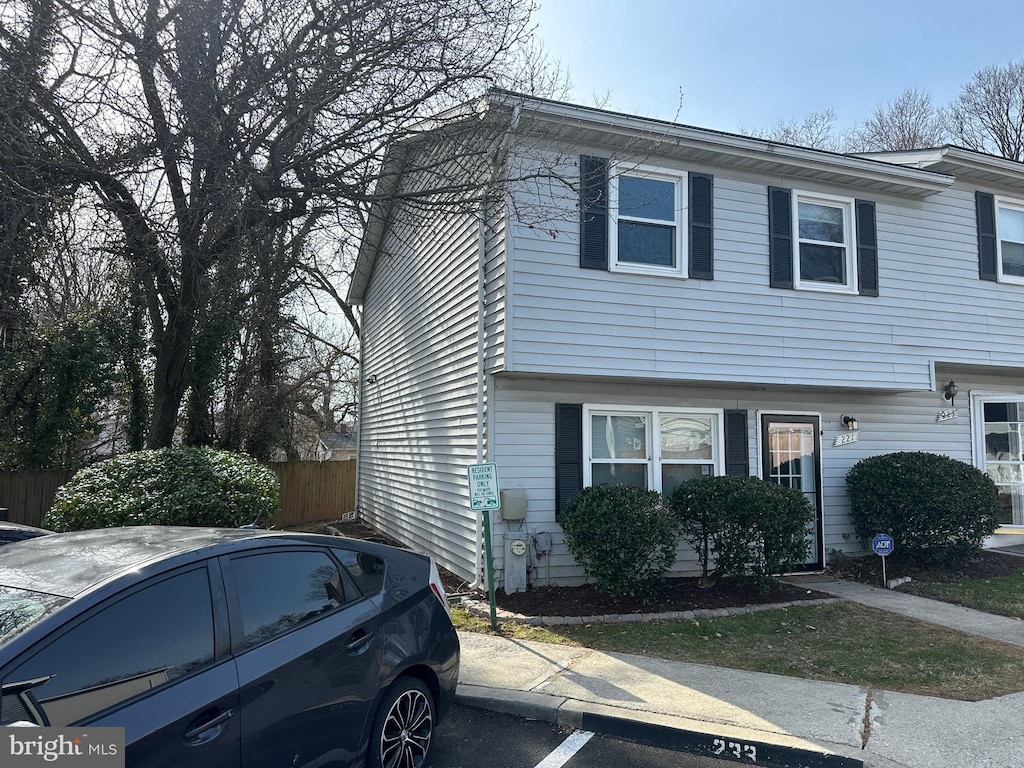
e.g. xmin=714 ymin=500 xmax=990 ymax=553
xmin=0 ymin=526 xmax=292 ymax=597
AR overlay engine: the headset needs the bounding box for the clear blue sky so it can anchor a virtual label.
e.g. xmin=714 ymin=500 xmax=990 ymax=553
xmin=532 ymin=0 xmax=1024 ymax=134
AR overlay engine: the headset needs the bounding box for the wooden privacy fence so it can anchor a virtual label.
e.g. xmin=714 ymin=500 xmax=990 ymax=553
xmin=0 ymin=470 xmax=76 ymax=527
xmin=269 ymin=460 xmax=357 ymax=528
xmin=0 ymin=461 xmax=356 ymax=529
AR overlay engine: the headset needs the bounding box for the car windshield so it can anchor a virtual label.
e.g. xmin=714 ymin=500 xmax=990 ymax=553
xmin=0 ymin=587 xmax=67 ymax=645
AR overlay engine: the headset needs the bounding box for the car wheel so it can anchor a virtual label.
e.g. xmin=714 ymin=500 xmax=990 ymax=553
xmin=368 ymin=677 xmax=435 ymax=768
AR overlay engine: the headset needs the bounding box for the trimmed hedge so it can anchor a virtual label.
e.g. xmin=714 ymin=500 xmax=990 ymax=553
xmin=668 ymin=475 xmax=813 ymax=592
xmin=46 ymin=447 xmax=278 ymax=531
xmin=557 ymin=484 xmax=677 ymax=598
xmin=846 ymin=451 xmax=998 ymax=568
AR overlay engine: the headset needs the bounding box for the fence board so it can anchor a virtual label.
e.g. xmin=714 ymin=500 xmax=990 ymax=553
xmin=0 ymin=461 xmax=355 ymax=530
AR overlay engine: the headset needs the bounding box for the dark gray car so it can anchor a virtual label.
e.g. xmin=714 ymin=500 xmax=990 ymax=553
xmin=0 ymin=526 xmax=459 ymax=767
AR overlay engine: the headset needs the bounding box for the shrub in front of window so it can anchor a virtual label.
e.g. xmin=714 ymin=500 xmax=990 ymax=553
xmin=846 ymin=451 xmax=998 ymax=568
xmin=557 ymin=484 xmax=677 ymax=598
xmin=46 ymin=447 xmax=278 ymax=531
xmin=668 ymin=476 xmax=813 ymax=592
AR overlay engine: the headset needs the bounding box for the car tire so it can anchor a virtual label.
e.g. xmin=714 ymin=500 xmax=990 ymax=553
xmin=367 ymin=676 xmax=435 ymax=768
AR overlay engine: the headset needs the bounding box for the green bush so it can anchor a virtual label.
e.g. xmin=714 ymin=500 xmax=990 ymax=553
xmin=557 ymin=484 xmax=677 ymax=598
xmin=846 ymin=451 xmax=998 ymax=568
xmin=668 ymin=476 xmax=813 ymax=592
xmin=46 ymin=447 xmax=279 ymax=531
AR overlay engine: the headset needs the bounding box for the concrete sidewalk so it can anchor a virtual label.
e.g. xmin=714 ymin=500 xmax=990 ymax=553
xmin=454 ymin=578 xmax=1024 ymax=768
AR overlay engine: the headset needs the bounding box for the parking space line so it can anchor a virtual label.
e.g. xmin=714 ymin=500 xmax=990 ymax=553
xmin=532 ymin=730 xmax=594 ymax=768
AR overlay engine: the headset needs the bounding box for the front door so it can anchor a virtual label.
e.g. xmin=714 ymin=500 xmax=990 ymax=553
xmin=761 ymin=415 xmax=824 ymax=571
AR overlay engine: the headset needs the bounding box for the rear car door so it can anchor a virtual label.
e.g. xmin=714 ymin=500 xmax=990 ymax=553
xmin=224 ymin=547 xmax=384 ymax=768
xmin=0 ymin=564 xmax=241 ymax=768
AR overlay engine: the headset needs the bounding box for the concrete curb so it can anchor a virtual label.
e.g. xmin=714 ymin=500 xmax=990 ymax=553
xmin=457 ymin=595 xmax=844 ymax=626
xmin=456 ymin=683 xmax=864 ymax=768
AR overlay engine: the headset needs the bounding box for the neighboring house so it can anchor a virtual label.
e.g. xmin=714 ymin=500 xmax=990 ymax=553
xmin=349 ymin=92 xmax=1024 ymax=590
xmin=317 ymin=428 xmax=357 ymax=462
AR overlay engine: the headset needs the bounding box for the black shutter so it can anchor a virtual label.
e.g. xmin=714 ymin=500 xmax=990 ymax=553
xmin=855 ymin=200 xmax=879 ymax=297
xmin=976 ymin=191 xmax=998 ymax=281
xmin=580 ymin=156 xmax=608 ymax=270
xmin=768 ymin=187 xmax=793 ymax=289
xmin=688 ymin=172 xmax=714 ymax=279
xmin=723 ymin=409 xmax=749 ymax=476
xmin=554 ymin=403 xmax=584 ymax=515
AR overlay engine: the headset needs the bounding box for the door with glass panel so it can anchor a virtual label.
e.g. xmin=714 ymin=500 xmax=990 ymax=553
xmin=760 ymin=415 xmax=824 ymax=571
xmin=980 ymin=400 xmax=1024 ymax=526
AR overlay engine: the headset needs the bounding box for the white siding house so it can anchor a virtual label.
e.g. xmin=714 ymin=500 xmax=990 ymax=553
xmin=350 ymin=93 xmax=1024 ymax=589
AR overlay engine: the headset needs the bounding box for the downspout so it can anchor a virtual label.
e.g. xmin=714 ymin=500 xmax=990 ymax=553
xmin=469 ymin=101 xmax=520 ymax=590
xmin=468 ymin=213 xmax=488 ymax=590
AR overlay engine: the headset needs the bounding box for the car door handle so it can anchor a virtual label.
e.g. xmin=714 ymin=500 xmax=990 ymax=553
xmin=346 ymin=629 xmax=375 ymax=652
xmin=184 ymin=708 xmax=235 ymax=744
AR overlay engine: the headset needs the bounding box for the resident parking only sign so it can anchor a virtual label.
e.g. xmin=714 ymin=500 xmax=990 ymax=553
xmin=467 ymin=463 xmax=500 ymax=511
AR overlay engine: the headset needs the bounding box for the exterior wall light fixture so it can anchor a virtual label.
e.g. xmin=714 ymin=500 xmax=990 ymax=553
xmin=943 ymin=380 xmax=958 ymax=408
xmin=842 ymin=415 xmax=859 ymax=431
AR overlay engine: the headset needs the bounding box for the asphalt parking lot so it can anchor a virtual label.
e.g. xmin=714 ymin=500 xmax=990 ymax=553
xmin=427 ymin=705 xmax=737 ymax=768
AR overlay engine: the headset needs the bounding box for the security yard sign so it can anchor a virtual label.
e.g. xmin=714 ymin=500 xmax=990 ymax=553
xmin=467 ymin=463 xmax=500 ymax=511
xmin=873 ymin=533 xmax=894 ymax=587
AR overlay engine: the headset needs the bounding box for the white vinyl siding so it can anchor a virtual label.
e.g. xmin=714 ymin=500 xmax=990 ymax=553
xmin=507 ymin=145 xmax=1024 ymax=392
xmin=358 ymin=193 xmax=506 ymax=582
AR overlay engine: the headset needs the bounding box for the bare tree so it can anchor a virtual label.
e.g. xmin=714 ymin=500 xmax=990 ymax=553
xmin=947 ymin=61 xmax=1024 ymax=161
xmin=4 ymin=0 xmax=539 ymax=448
xmin=847 ymin=88 xmax=946 ymax=152
xmin=742 ymin=109 xmax=842 ymax=152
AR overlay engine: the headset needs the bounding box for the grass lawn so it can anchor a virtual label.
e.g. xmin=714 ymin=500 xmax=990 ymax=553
xmin=453 ymin=602 xmax=1024 ymax=701
xmin=900 ymin=569 xmax=1024 ymax=619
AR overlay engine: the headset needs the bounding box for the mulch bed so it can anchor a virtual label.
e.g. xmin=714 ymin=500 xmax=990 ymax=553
xmin=494 ymin=577 xmax=831 ymax=617
xmin=294 ymin=518 xmax=1024 ymax=618
xmin=826 ymin=549 xmax=1024 ymax=585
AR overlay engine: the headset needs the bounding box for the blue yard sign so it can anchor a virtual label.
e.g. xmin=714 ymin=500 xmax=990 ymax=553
xmin=872 ymin=534 xmax=894 ymax=556
xmin=872 ymin=533 xmax=894 ymax=587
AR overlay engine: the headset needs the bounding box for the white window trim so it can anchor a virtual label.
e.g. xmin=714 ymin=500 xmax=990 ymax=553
xmin=608 ymin=163 xmax=687 ymax=278
xmin=995 ymin=196 xmax=1024 ymax=285
xmin=792 ymin=190 xmax=857 ymax=294
xmin=971 ymin=391 xmax=1024 ymax=528
xmin=582 ymin=405 xmax=724 ymax=492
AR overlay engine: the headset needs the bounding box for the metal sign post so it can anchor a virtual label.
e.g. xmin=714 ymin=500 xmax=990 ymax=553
xmin=872 ymin=533 xmax=894 ymax=587
xmin=467 ymin=463 xmax=501 ymax=630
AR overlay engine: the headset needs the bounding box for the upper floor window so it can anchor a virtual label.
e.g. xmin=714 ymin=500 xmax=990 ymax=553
xmin=608 ymin=165 xmax=687 ymax=277
xmin=794 ymin=192 xmax=856 ymax=293
xmin=768 ymin=187 xmax=877 ymax=296
xmin=997 ymin=198 xmax=1024 ymax=282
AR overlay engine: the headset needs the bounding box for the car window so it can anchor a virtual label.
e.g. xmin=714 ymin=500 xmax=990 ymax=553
xmin=230 ymin=551 xmax=348 ymax=649
xmin=0 ymin=589 xmax=67 ymax=645
xmin=332 ymin=548 xmax=386 ymax=597
xmin=1 ymin=567 xmax=215 ymax=726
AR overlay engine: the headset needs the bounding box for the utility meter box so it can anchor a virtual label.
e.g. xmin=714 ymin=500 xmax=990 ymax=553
xmin=504 ymin=532 xmax=530 ymax=594
xmin=499 ymin=489 xmax=528 ymax=521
